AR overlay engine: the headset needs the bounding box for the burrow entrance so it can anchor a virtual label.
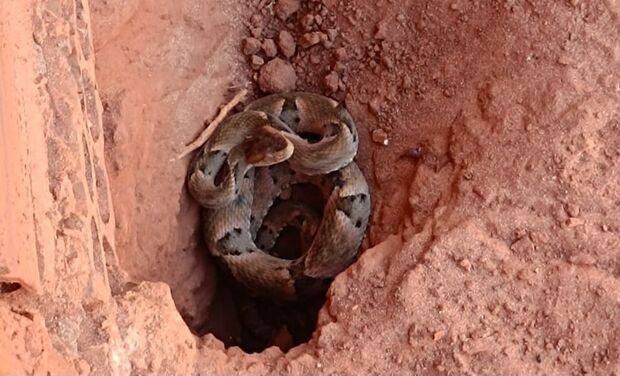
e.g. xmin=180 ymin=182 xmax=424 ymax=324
xmin=189 ymin=175 xmax=334 ymax=353
xmin=92 ymin=0 xmax=363 ymax=355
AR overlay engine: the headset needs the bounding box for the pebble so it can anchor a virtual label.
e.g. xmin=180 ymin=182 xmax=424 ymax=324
xmin=459 ymin=259 xmax=472 ymax=272
xmin=277 ymin=30 xmax=296 ymax=58
xmin=301 ymin=14 xmax=315 ymax=30
xmin=375 ymin=20 xmax=389 ymax=39
xmin=300 ymin=32 xmax=324 ymax=48
xmin=372 ymin=129 xmax=389 ymax=146
xmin=323 ymin=71 xmax=340 ymax=92
xmin=333 ymin=61 xmax=346 ymax=73
xmin=250 ymin=27 xmax=263 ymax=38
xmin=310 ymin=53 xmax=322 ymax=64
xmin=326 ymin=28 xmax=338 ymax=41
xmin=242 ymin=37 xmax=262 ymax=55
xmin=566 ymin=217 xmax=585 ymax=227
xmin=250 ymin=55 xmax=265 ymax=70
xmin=250 ymin=14 xmax=262 ymax=26
xmin=433 ymin=330 xmax=447 ymax=341
xmin=334 ymin=47 xmax=348 ymax=61
xmin=262 ymin=38 xmax=278 ymax=58
xmin=368 ymin=96 xmax=383 ymax=115
xmin=275 ymin=0 xmax=300 ymax=21
xmin=565 ymin=203 xmax=580 ymax=217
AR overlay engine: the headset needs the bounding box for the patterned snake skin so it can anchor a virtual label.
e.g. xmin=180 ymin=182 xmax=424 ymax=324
xmin=188 ymin=92 xmax=370 ymax=301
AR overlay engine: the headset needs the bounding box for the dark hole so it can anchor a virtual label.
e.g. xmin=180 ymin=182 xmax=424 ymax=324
xmin=267 ymin=225 xmax=303 ymax=260
xmin=355 ymin=220 xmax=362 ymax=228
xmin=288 ymin=183 xmax=326 ymax=215
xmin=0 ymin=282 xmax=22 ymax=294
xmin=297 ymin=132 xmax=322 ymax=144
xmin=187 ymin=176 xmax=330 ymax=354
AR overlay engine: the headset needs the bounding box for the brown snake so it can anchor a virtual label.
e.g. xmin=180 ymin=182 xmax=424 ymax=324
xmin=188 ymin=92 xmax=370 ymax=301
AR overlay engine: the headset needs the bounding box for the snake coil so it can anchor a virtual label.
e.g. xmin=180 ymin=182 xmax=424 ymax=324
xmin=188 ymin=92 xmax=370 ymax=301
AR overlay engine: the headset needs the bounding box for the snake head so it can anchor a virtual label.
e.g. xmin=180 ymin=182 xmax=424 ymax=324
xmin=241 ymin=126 xmax=294 ymax=167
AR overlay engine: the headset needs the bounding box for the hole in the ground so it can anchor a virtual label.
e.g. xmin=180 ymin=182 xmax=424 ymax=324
xmin=191 ymin=178 xmax=329 ymax=353
xmin=297 ymin=132 xmax=322 ymax=144
xmin=0 ymin=282 xmax=22 ymax=294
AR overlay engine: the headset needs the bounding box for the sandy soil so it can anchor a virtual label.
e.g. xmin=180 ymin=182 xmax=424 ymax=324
xmin=1 ymin=0 xmax=619 ymax=374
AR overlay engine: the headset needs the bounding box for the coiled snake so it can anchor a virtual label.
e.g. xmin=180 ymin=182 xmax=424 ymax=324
xmin=188 ymin=92 xmax=370 ymax=301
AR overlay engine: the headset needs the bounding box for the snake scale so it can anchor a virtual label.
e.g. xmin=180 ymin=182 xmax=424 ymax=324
xmin=188 ymin=92 xmax=370 ymax=301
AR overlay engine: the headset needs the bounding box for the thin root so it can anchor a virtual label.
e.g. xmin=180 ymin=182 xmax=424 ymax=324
xmin=173 ymin=89 xmax=248 ymax=161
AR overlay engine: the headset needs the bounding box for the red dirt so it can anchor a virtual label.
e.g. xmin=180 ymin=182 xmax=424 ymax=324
xmin=1 ymin=0 xmax=619 ymax=374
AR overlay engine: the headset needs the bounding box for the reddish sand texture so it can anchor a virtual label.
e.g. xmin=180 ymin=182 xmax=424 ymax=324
xmin=1 ymin=0 xmax=619 ymax=374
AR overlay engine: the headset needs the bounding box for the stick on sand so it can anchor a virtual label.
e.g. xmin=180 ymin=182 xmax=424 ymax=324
xmin=174 ymin=89 xmax=248 ymax=160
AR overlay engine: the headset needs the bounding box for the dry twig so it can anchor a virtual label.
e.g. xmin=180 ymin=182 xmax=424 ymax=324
xmin=173 ymin=89 xmax=248 ymax=160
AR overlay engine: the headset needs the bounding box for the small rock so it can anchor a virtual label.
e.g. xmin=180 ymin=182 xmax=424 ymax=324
xmin=566 ymin=217 xmax=585 ymax=227
xmin=368 ymin=96 xmax=383 ymax=115
xmin=250 ymin=27 xmax=263 ymax=38
xmin=250 ymin=55 xmax=265 ymax=70
xmin=459 ymin=259 xmax=472 ymax=272
xmin=258 ymin=58 xmax=297 ymax=93
xmin=375 ymin=20 xmax=389 ymax=39
xmin=371 ymin=129 xmax=389 ymax=146
xmin=326 ymin=28 xmax=338 ymax=41
xmin=381 ymin=55 xmax=394 ymax=69
xmin=321 ymin=38 xmax=334 ymax=49
xmin=433 ymin=330 xmax=446 ymax=341
xmin=310 ymin=53 xmax=321 ymax=64
xmin=333 ymin=61 xmax=346 ymax=73
xmin=277 ymin=30 xmax=296 ymax=58
xmin=401 ymin=75 xmax=412 ymax=89
xmin=300 ymin=32 xmax=323 ymax=48
xmin=569 ymin=253 xmax=596 ymax=266
xmin=262 ymin=38 xmax=278 ymax=58
xmin=301 ymin=14 xmax=315 ymax=30
xmin=565 ymin=203 xmax=580 ymax=217
xmin=334 ymin=47 xmax=348 ymax=61
xmin=510 ymin=236 xmax=534 ymax=254
xmin=250 ymin=14 xmax=262 ymax=26
xmin=275 ymin=0 xmax=300 ymax=21
xmin=242 ymin=37 xmax=262 ymax=55
xmin=323 ymin=71 xmax=340 ymax=92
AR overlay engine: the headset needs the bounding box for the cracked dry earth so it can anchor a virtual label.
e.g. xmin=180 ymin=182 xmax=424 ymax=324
xmin=1 ymin=0 xmax=619 ymax=375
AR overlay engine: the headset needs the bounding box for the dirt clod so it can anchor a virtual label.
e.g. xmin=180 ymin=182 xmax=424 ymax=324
xmin=242 ymin=37 xmax=262 ymax=55
xmin=275 ymin=0 xmax=300 ymax=21
xmin=323 ymin=71 xmax=340 ymax=93
xmin=299 ymin=32 xmax=323 ymax=49
xmin=258 ymin=58 xmax=297 ymax=93
xmin=277 ymin=31 xmax=296 ymax=58
xmin=262 ymin=39 xmax=278 ymax=58
xmin=250 ymin=55 xmax=265 ymax=70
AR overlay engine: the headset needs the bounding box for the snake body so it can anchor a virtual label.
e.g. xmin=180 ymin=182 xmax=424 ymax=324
xmin=189 ymin=92 xmax=370 ymax=301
